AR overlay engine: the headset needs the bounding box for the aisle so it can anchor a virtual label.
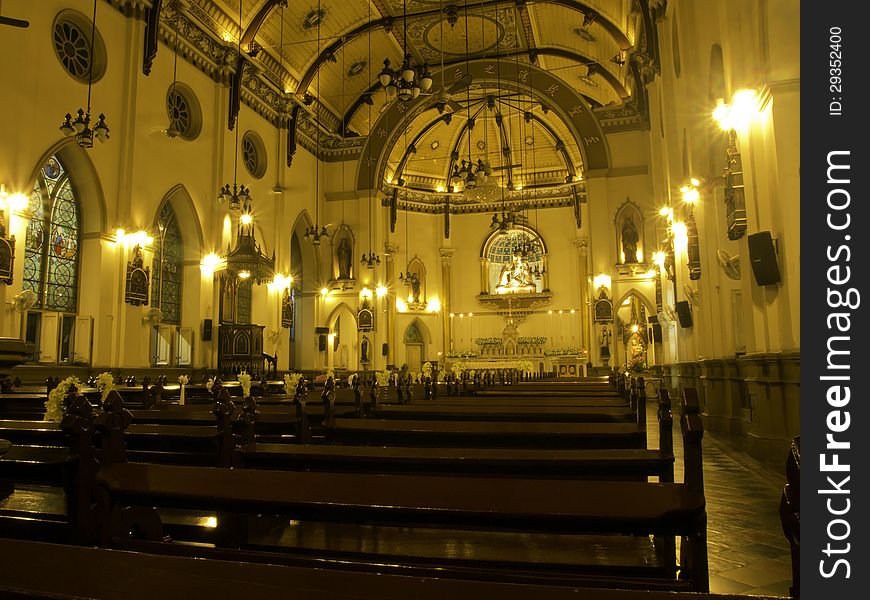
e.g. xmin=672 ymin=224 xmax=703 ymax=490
xmin=648 ymin=402 xmax=793 ymax=596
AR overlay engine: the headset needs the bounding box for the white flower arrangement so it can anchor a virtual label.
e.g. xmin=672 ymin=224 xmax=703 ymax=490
xmin=283 ymin=372 xmax=302 ymax=395
xmin=325 ymin=369 xmax=335 ymax=381
xmin=544 ymin=347 xmax=582 ymax=356
xmin=206 ymin=377 xmax=215 ymax=392
xmin=44 ymin=376 xmax=82 ymax=422
xmin=178 ymin=375 xmax=189 ymax=405
xmin=422 ymin=362 xmax=432 ymax=377
xmin=95 ymin=371 xmax=114 ymax=402
xmin=238 ymin=371 xmax=252 ymax=397
xmin=518 ymin=336 xmax=548 ymax=345
xmin=467 ymin=370 xmax=477 ymax=379
xmin=375 ymin=371 xmax=390 ymax=387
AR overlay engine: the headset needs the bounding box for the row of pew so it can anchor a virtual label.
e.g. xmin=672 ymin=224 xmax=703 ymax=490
xmin=0 ymin=373 xmax=782 ymax=599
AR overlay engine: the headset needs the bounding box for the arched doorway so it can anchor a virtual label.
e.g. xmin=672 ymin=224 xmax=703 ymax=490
xmin=403 ymin=319 xmax=429 ymax=372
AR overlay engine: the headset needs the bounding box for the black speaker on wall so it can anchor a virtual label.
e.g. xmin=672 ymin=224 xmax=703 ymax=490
xmin=318 ymin=335 xmax=327 ymax=352
xmin=382 ymin=343 xmax=389 ymax=356
xmin=652 ymin=323 xmax=663 ymax=343
xmin=748 ymin=231 xmax=781 ymax=286
xmin=675 ymin=300 xmax=693 ymax=328
xmin=202 ymin=319 xmax=213 ymax=341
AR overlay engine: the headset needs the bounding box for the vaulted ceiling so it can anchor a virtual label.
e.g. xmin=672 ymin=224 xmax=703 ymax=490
xmin=163 ymin=0 xmax=657 ymax=204
xmin=187 ymin=0 xmax=644 ymax=132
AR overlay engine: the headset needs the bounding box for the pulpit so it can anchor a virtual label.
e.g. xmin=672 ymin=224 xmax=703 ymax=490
xmin=218 ymin=324 xmax=265 ymax=377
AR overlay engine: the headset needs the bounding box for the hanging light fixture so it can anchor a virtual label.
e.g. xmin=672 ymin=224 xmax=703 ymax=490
xmin=213 ymin=0 xmax=274 ymax=284
xmin=360 ymin=2 xmax=381 ymax=270
xmin=218 ymin=0 xmax=251 ymax=213
xmin=305 ymin=0 xmax=327 ymax=246
xmin=378 ymin=0 xmax=432 ymax=102
xmin=59 ymin=0 xmax=109 ymax=147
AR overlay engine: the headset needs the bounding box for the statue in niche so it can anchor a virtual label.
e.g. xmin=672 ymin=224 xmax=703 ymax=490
xmin=361 ymin=336 xmax=369 ymax=363
xmin=410 ymin=275 xmax=422 ymax=304
xmin=337 ymin=237 xmax=352 ymax=279
xmin=621 ymin=216 xmax=639 ymax=263
xmin=496 ymin=251 xmax=536 ymax=293
xmin=599 ymin=327 xmax=611 ymax=358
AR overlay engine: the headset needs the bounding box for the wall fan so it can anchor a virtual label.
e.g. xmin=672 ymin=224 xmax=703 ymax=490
xmin=684 ymin=285 xmax=700 ymax=307
xmin=142 ymin=307 xmax=164 ymax=326
xmin=663 ymin=304 xmax=678 ymax=323
xmin=717 ymin=249 xmax=741 ymax=280
xmin=10 ymin=290 xmax=37 ymax=313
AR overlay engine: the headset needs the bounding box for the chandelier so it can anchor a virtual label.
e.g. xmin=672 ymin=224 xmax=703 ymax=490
xmin=218 ymin=183 xmax=251 ymax=211
xmin=360 ymin=251 xmax=381 ymax=269
xmin=378 ymin=0 xmax=432 ymax=102
xmin=59 ymin=0 xmax=109 ymax=148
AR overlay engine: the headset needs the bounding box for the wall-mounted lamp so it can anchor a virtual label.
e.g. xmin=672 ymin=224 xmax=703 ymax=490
xmin=680 ymin=178 xmax=701 ymax=204
xmin=115 ymin=228 xmax=154 ymax=247
xmin=375 ymin=284 xmax=388 ymax=298
xmin=713 ymin=89 xmax=760 ymax=132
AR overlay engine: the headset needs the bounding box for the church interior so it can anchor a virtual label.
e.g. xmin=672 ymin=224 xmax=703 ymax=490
xmin=0 ymin=1 xmax=800 ymax=598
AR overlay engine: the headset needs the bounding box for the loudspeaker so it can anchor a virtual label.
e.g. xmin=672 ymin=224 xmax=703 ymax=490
xmin=652 ymin=323 xmax=663 ymax=343
xmin=202 ymin=319 xmax=213 ymax=341
xmin=318 ymin=335 xmax=327 ymax=352
xmin=314 ymin=326 xmax=330 ymax=334
xmin=675 ymin=300 xmax=693 ymax=328
xmin=382 ymin=343 xmax=389 ymax=356
xmin=748 ymin=231 xmax=781 ymax=286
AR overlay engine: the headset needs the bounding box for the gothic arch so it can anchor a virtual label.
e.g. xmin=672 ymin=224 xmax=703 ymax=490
xmin=290 ymin=210 xmax=320 ymax=292
xmin=28 ymin=139 xmax=107 ymax=235
xmin=158 ymin=184 xmax=204 ymax=262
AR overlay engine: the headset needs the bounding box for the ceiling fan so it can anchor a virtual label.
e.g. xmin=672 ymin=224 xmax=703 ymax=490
xmin=0 ymin=2 xmax=29 ymax=28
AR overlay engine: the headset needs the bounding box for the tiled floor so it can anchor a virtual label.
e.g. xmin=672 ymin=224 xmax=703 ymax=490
xmin=649 ymin=402 xmax=794 ymax=597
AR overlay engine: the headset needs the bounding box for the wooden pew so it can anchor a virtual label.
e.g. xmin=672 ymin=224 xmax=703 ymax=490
xmin=0 ymin=538 xmax=780 ymax=600
xmin=325 ymin=418 xmax=646 ymax=449
xmin=779 ymin=435 xmax=799 ymax=598
xmin=371 ymin=404 xmax=637 ymax=423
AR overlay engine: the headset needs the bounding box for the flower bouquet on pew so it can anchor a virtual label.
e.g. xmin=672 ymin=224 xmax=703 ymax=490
xmin=283 ymin=372 xmax=302 ymax=396
xmin=95 ymin=371 xmax=114 ymax=403
xmin=178 ymin=374 xmax=189 ymax=405
xmin=44 ymin=376 xmax=82 ymax=422
xmin=238 ymin=371 xmax=252 ymax=398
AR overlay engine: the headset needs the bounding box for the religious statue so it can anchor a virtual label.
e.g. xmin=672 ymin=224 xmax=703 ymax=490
xmin=410 ymin=275 xmax=422 ymax=304
xmin=360 ymin=336 xmax=369 ymax=363
xmin=599 ymin=327 xmax=611 ymax=358
xmin=495 ymin=251 xmax=536 ymax=293
xmin=621 ymin=216 xmax=639 ymax=263
xmin=337 ymin=237 xmax=352 ymax=279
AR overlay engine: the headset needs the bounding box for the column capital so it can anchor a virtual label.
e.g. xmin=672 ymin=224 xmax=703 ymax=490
xmin=572 ymin=237 xmax=590 ymax=254
xmin=384 ymin=243 xmax=400 ymax=257
xmin=440 ymin=248 xmax=456 ymax=265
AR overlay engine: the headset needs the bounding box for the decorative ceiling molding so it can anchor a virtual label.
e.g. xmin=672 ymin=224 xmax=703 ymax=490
xmin=356 ymin=59 xmax=610 ymax=192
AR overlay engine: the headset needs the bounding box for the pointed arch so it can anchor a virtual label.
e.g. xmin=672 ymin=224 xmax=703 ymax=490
xmin=613 ymin=289 xmax=657 ymax=320
xmin=28 ymin=139 xmax=107 ymax=235
xmin=403 ymin=317 xmax=432 ymax=345
xmin=158 ymin=184 xmax=204 ymax=262
xmin=291 ymin=209 xmax=320 ymax=292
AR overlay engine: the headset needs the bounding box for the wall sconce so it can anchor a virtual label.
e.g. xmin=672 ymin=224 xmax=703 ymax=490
xmin=375 ymin=284 xmax=388 ymax=298
xmin=593 ymin=273 xmax=611 ymax=291
xmin=115 ymin=228 xmax=154 ymax=247
xmin=680 ymin=178 xmax=701 ymax=205
xmin=713 ymin=89 xmax=759 ymax=132
xmin=200 ymin=252 xmax=223 ymax=276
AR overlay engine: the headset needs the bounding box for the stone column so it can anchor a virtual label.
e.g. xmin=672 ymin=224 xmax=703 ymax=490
xmin=479 ymin=257 xmax=489 ymax=294
xmin=440 ymin=248 xmax=456 ymax=358
xmin=384 ymin=243 xmax=399 ymax=366
xmin=541 ymin=254 xmax=551 ymax=292
xmin=572 ymin=238 xmax=591 ymax=359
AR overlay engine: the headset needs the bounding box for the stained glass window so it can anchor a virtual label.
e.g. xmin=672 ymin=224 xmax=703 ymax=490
xmin=24 ymin=155 xmax=80 ymax=312
xmin=152 ymin=202 xmax=183 ymax=325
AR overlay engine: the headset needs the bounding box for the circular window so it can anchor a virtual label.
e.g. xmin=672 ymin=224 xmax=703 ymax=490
xmin=242 ymin=131 xmax=267 ymax=179
xmin=165 ymin=83 xmax=202 ymax=140
xmin=52 ymin=10 xmax=107 ymax=84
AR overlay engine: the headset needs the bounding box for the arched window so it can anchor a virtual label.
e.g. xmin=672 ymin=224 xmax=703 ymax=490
xmin=483 ymin=227 xmax=545 ymax=294
xmin=152 ymin=202 xmax=183 ymax=325
xmin=24 ymin=155 xmax=80 ymax=313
